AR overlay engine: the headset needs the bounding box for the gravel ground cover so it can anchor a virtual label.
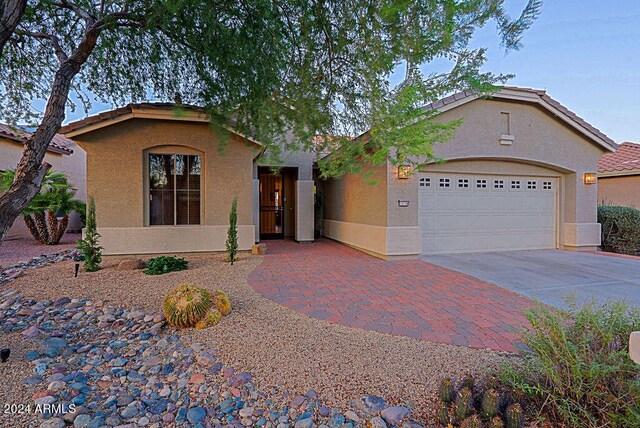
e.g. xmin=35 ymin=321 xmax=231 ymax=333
xmin=4 ymin=252 xmax=516 ymax=425
xmin=0 ymin=235 xmax=79 ymax=267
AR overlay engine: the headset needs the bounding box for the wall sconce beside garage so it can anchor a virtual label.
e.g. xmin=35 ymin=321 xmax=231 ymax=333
xmin=397 ymin=165 xmax=413 ymax=179
xmin=584 ymin=173 xmax=597 ymax=185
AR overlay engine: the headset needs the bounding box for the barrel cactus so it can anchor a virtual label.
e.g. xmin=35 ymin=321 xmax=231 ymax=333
xmin=196 ymin=308 xmax=223 ymax=329
xmin=460 ymin=415 xmax=481 ymax=428
xmin=481 ymin=388 xmax=500 ymax=419
xmin=212 ymin=290 xmax=232 ymax=316
xmin=455 ymin=387 xmax=473 ymax=422
xmin=439 ymin=377 xmax=455 ymax=403
xmin=163 ymin=283 xmax=212 ymax=328
xmin=505 ymin=403 xmax=523 ymax=428
xmin=488 ymin=416 xmax=505 ymax=428
xmin=436 ymin=402 xmax=450 ymax=427
xmin=461 ymin=374 xmax=475 ymax=391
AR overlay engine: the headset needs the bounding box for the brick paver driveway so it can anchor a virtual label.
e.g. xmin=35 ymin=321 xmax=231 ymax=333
xmin=248 ymin=239 xmax=534 ymax=352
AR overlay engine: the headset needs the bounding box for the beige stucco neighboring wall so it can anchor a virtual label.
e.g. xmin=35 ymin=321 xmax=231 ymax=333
xmin=0 ymin=137 xmax=86 ymax=239
xmin=74 ymin=118 xmax=259 ymax=254
xmin=598 ymin=175 xmax=640 ymax=208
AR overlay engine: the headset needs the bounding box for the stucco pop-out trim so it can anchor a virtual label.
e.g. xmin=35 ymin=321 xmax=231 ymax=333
xmin=323 ymin=219 xmax=421 ymax=259
xmin=95 ymin=225 xmax=255 ymax=255
xmin=562 ymin=223 xmax=601 ymax=250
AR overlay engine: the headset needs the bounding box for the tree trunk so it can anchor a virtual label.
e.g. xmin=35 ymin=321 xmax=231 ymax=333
xmin=54 ymin=215 xmax=69 ymax=244
xmin=33 ymin=212 xmax=49 ymax=244
xmin=46 ymin=210 xmax=59 ymax=244
xmin=0 ymin=0 xmax=25 ymax=56
xmin=0 ymin=23 xmax=101 ymax=244
xmin=23 ymin=214 xmax=40 ymax=241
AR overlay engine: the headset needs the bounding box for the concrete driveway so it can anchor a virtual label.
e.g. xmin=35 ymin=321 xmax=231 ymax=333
xmin=422 ymin=251 xmax=640 ymax=309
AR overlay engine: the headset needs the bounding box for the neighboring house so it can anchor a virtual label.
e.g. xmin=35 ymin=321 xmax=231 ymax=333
xmin=61 ymin=87 xmax=615 ymax=259
xmin=60 ymin=103 xmax=314 ymax=255
xmin=0 ymin=124 xmax=86 ymax=239
xmin=597 ymin=142 xmax=640 ymax=207
xmin=322 ymin=87 xmax=616 ymax=258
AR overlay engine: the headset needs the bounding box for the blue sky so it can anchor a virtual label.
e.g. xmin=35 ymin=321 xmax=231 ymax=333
xmin=468 ymin=0 xmax=640 ymax=143
xmin=65 ymin=1 xmax=640 ymax=143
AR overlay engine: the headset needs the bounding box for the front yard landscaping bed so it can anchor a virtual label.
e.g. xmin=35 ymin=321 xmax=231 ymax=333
xmin=1 ymin=253 xmax=512 ymax=426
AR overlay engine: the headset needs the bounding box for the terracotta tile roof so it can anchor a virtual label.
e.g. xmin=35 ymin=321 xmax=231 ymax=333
xmin=421 ymin=86 xmax=616 ymax=151
xmin=598 ymin=142 xmax=640 ymax=174
xmin=0 ymin=124 xmax=73 ymax=155
xmin=59 ymin=103 xmax=205 ymax=134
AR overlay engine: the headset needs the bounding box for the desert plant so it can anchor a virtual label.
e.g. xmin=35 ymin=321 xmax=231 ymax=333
xmin=488 ymin=416 xmax=504 ymax=428
xmin=0 ymin=169 xmax=83 ymax=244
xmin=460 ymin=415 xmax=481 ymax=428
xmin=212 ymin=290 xmax=231 ymax=316
xmin=455 ymin=387 xmax=473 ymax=422
xmin=439 ymin=377 xmax=455 ymax=403
xmin=195 ymin=308 xmax=223 ymax=329
xmin=598 ymin=204 xmax=640 ymax=255
xmin=461 ymin=375 xmax=475 ymax=391
xmin=436 ymin=402 xmax=450 ymax=427
xmin=504 ymin=404 xmax=523 ymax=428
xmin=163 ymin=283 xmax=212 ymax=328
xmin=497 ymin=302 xmax=640 ymax=427
xmin=226 ymin=196 xmax=238 ymax=264
xmin=144 ymin=256 xmax=188 ymax=275
xmin=76 ymin=197 xmax=102 ymax=272
xmin=481 ymin=389 xmax=500 ymax=420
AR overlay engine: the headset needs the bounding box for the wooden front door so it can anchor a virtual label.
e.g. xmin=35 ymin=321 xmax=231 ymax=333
xmin=259 ymin=173 xmax=284 ymax=238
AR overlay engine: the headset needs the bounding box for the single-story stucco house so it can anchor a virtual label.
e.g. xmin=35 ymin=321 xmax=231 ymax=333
xmin=597 ymin=141 xmax=640 ymax=207
xmin=61 ymin=87 xmax=615 ymax=258
xmin=0 ymin=124 xmax=86 ymax=239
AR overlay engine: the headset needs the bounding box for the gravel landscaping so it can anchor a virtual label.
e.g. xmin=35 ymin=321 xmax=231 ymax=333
xmin=2 ymin=251 xmax=516 ymax=426
xmin=0 ymin=235 xmax=79 ymax=267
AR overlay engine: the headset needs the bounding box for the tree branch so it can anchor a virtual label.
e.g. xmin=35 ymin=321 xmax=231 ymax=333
xmin=50 ymin=0 xmax=96 ymax=24
xmin=14 ymin=29 xmax=68 ymax=62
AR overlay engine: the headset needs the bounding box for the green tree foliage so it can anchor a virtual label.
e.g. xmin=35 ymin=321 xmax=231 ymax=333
xmin=226 ymin=196 xmax=238 ymax=264
xmin=0 ymin=0 xmax=541 ymax=240
xmin=0 ymin=168 xmax=84 ymax=244
xmin=76 ymin=197 xmax=102 ymax=272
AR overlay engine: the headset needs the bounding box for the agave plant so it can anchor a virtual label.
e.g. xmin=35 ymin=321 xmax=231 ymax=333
xmin=0 ymin=169 xmax=84 ymax=244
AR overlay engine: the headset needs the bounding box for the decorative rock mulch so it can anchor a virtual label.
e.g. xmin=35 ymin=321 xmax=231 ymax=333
xmin=0 ymin=250 xmax=76 ymax=286
xmin=0 ymin=289 xmax=423 ymax=428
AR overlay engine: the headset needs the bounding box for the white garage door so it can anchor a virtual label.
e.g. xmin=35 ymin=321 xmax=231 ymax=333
xmin=418 ymin=173 xmax=557 ymax=255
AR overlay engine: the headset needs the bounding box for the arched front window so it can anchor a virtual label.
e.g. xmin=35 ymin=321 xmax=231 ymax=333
xmin=148 ymin=153 xmax=201 ymax=225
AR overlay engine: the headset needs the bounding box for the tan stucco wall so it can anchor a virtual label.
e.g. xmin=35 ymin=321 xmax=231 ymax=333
xmin=323 ymin=97 xmax=608 ymax=257
xmin=322 ymin=163 xmax=388 ymax=226
xmin=0 ymin=137 xmax=86 ymax=239
xmin=74 ymin=118 xmax=259 ymax=254
xmin=598 ymin=175 xmax=640 ymax=207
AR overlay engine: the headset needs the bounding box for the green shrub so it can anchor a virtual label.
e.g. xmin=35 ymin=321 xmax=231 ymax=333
xmin=598 ymin=204 xmax=640 ymax=255
xmin=497 ymin=302 xmax=640 ymax=427
xmin=226 ymin=196 xmax=238 ymax=264
xmin=143 ymin=256 xmax=188 ymax=275
xmin=76 ymin=197 xmax=102 ymax=272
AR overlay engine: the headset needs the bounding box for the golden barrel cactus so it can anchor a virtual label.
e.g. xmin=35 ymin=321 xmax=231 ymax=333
xmin=212 ymin=290 xmax=231 ymax=316
xmin=196 ymin=308 xmax=223 ymax=329
xmin=163 ymin=283 xmax=212 ymax=328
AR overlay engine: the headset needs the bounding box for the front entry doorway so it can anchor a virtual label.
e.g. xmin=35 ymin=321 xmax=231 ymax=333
xmin=259 ymin=167 xmax=297 ymax=239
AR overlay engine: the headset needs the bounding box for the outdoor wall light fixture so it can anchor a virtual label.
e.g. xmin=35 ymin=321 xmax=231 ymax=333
xmin=397 ymin=165 xmax=412 ymax=179
xmin=584 ymin=173 xmax=597 ymax=185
